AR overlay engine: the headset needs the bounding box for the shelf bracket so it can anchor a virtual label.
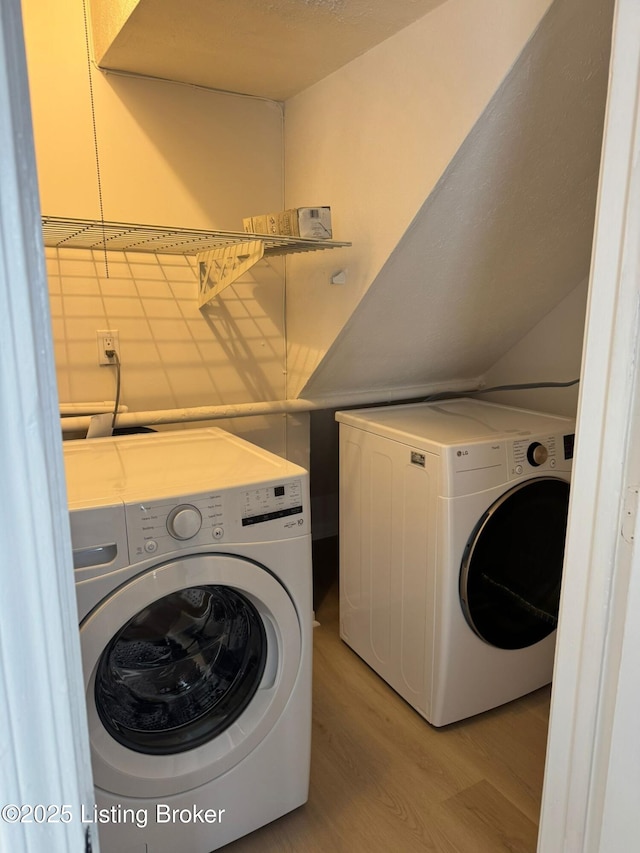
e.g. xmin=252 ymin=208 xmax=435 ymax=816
xmin=197 ymin=240 xmax=265 ymax=307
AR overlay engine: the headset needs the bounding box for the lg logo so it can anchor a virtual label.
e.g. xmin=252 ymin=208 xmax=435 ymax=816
xmin=457 ymin=450 xmax=469 ymax=457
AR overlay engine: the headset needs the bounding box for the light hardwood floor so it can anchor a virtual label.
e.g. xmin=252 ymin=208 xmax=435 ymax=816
xmin=224 ymin=549 xmax=551 ymax=852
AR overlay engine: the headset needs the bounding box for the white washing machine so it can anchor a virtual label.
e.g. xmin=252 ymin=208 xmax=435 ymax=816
xmin=64 ymin=428 xmax=312 ymax=853
xmin=336 ymin=399 xmax=575 ymax=727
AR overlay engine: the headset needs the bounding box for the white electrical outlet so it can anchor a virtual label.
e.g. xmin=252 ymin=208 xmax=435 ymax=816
xmin=97 ymin=329 xmax=120 ymax=365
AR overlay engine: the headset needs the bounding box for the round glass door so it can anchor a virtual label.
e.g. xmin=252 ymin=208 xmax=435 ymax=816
xmin=459 ymin=478 xmax=570 ymax=650
xmin=94 ymin=585 xmax=267 ymax=755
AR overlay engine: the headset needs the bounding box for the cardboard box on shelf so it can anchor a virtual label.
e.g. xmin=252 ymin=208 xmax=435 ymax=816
xmin=242 ymin=214 xmax=276 ymax=235
xmin=252 ymin=214 xmax=269 ymax=234
xmin=265 ymin=213 xmax=279 ymax=235
xmin=276 ymin=209 xmax=296 ymax=237
xmin=241 ymin=207 xmax=333 ymax=240
xmin=299 ymin=206 xmax=332 ymax=239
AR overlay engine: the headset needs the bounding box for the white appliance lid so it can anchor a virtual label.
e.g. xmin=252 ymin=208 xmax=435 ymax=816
xmin=335 ymin=399 xmax=575 ymax=447
xmin=63 ymin=428 xmax=306 ymax=506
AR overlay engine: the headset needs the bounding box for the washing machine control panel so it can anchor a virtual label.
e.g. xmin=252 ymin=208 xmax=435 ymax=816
xmin=126 ymin=493 xmax=224 ymax=559
xmin=125 ymin=478 xmax=307 ymax=559
xmin=508 ymin=432 xmax=574 ymax=478
xmin=240 ymin=480 xmax=303 ymax=527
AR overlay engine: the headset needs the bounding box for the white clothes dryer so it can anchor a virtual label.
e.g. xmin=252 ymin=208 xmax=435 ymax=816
xmin=336 ymin=399 xmax=575 ymax=727
xmin=64 ymin=428 xmax=312 ymax=853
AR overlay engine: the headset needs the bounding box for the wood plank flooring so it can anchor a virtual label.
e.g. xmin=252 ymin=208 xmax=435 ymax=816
xmin=223 ymin=547 xmax=550 ymax=852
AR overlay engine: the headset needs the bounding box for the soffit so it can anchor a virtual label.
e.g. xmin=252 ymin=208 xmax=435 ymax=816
xmin=91 ymin=0 xmax=447 ymax=100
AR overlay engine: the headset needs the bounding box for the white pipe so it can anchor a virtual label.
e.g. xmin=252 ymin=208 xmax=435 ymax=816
xmin=59 ymin=378 xmax=483 ymax=435
xmin=60 ymin=402 xmax=128 ymax=416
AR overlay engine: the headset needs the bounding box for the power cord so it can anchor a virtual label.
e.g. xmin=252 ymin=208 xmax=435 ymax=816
xmin=105 ymin=350 xmax=121 ymax=432
xmin=421 ymin=378 xmax=580 ymax=404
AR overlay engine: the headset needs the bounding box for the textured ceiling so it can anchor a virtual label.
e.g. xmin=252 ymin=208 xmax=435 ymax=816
xmin=90 ymin=0 xmax=447 ymax=100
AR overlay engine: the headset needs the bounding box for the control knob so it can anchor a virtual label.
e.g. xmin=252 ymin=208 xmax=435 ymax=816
xmin=527 ymin=442 xmax=549 ymax=467
xmin=166 ymin=505 xmax=202 ymax=540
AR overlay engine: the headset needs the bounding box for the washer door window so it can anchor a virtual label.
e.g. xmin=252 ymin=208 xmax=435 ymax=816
xmin=95 ymin=585 xmax=266 ymax=755
xmin=460 ymin=478 xmax=570 ymax=650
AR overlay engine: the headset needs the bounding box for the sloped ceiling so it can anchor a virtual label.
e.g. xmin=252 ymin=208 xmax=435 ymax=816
xmin=90 ymin=0 xmax=447 ymax=100
xmin=301 ymin=0 xmax=614 ymax=399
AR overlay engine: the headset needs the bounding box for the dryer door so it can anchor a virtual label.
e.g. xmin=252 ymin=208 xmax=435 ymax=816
xmin=81 ymin=553 xmax=304 ymax=797
xmin=459 ymin=477 xmax=570 ymax=650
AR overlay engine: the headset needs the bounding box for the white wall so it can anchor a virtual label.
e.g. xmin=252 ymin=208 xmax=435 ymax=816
xmin=46 ymin=246 xmax=290 ymax=449
xmin=22 ymin=0 xmax=283 ymax=228
xmin=285 ymin=0 xmax=612 ymax=403
xmin=21 ymin=0 xmax=300 ymax=456
xmin=283 ymin=0 xmax=553 ymax=398
xmin=481 ymin=279 xmax=588 ymax=417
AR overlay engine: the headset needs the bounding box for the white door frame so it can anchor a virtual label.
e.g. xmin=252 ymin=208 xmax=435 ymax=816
xmin=0 ymin=1 xmax=97 ymax=851
xmin=538 ymin=0 xmax=640 ymax=850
